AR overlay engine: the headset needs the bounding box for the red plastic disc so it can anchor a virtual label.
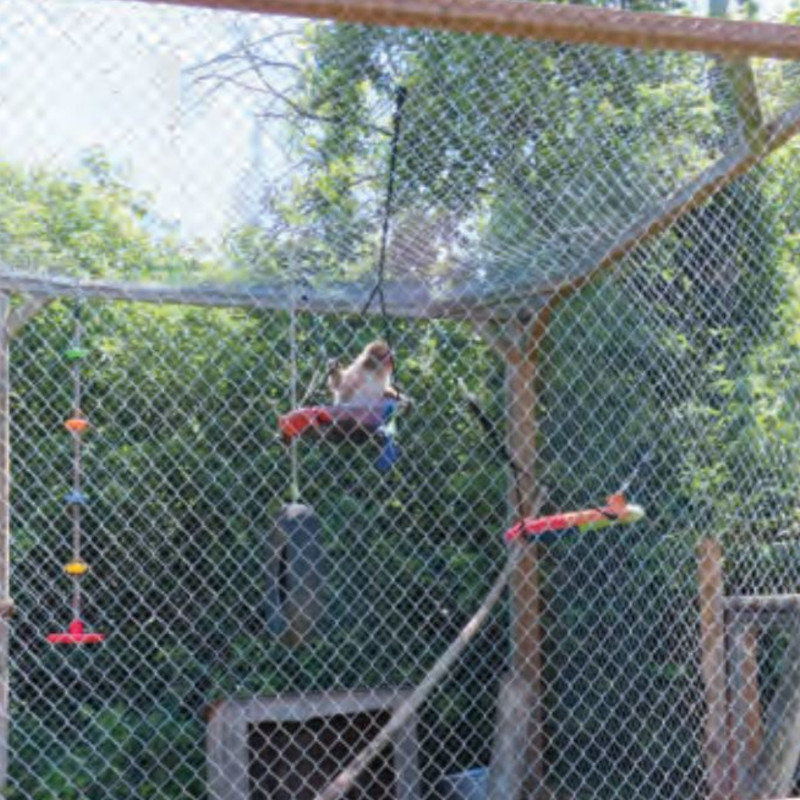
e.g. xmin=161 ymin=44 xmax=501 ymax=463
xmin=47 ymin=619 xmax=105 ymax=645
xmin=278 ymin=406 xmax=334 ymax=439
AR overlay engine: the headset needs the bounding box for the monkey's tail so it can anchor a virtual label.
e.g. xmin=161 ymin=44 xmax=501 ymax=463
xmin=457 ymin=378 xmax=528 ymax=518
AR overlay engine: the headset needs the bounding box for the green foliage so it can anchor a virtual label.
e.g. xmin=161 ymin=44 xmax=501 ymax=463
xmin=236 ymin=10 xmax=727 ymax=294
xmin=0 ymin=155 xmax=208 ymax=283
xmin=6 ymin=264 xmax=509 ymax=796
xmin=10 ymin=704 xmax=204 ymax=800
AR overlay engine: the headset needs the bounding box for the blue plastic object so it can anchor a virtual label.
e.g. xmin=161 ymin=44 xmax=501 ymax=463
xmin=375 ymin=399 xmax=399 ymax=472
xmin=65 ymin=491 xmax=87 ymax=506
xmin=376 ymin=435 xmax=399 ymax=472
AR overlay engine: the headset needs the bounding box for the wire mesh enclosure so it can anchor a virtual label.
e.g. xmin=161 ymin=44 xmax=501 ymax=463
xmin=3 ymin=0 xmax=800 ymax=798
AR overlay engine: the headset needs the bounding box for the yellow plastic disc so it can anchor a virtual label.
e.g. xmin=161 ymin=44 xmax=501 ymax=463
xmin=64 ymin=561 xmax=89 ymax=576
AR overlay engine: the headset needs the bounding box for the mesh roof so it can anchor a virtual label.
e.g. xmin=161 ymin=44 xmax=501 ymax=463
xmin=1 ymin=0 xmax=799 ymax=316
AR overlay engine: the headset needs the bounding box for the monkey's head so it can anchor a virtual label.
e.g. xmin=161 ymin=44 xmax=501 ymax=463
xmin=361 ymin=340 xmax=394 ymax=373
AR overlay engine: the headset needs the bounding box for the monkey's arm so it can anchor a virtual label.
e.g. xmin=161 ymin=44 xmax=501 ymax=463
xmin=326 ymin=359 xmax=343 ymax=398
xmin=384 ymin=385 xmax=413 ymax=409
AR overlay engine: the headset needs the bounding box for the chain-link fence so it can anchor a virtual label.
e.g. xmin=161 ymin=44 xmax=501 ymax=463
xmin=3 ymin=0 xmax=800 ymax=798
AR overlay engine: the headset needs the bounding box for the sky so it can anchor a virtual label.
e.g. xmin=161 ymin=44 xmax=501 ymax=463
xmin=0 ymin=0 xmax=795 ymax=246
xmin=0 ymin=0 xmax=286 ymax=239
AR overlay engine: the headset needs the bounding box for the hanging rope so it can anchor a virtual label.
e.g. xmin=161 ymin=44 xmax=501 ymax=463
xmin=49 ymin=296 xmax=104 ymax=644
xmin=286 ymin=85 xmax=409 ymax=410
xmin=298 ymin=85 xmax=408 ymax=404
xmin=288 ymin=270 xmax=302 ymax=503
xmin=361 ymin=85 xmax=408 ymax=354
xmin=297 ymin=276 xmax=329 ymax=408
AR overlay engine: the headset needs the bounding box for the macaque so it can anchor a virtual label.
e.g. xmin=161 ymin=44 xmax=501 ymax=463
xmin=327 ymin=340 xmax=410 ymax=407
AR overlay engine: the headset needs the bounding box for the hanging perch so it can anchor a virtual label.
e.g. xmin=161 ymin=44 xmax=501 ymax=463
xmin=504 ymin=492 xmax=645 ymax=544
xmin=278 ymin=399 xmax=400 ymax=470
xmin=276 ymin=86 xmax=408 ymax=473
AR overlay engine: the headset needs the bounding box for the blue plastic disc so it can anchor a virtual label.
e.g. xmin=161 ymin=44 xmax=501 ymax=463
xmin=65 ymin=491 xmax=87 ymax=506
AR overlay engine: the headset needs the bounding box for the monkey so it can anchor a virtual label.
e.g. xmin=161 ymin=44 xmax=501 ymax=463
xmin=327 ymin=340 xmax=410 ymax=408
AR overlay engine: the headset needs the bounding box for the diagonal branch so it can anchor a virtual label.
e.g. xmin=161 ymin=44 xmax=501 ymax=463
xmin=188 ymin=29 xmax=303 ymax=74
xmin=238 ymin=41 xmax=391 ymax=133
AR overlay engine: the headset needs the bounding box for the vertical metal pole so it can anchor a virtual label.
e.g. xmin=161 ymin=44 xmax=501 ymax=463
xmin=491 ymin=310 xmax=550 ymax=800
xmin=0 ymin=291 xmax=12 ymax=794
xmin=697 ymin=537 xmax=731 ymax=800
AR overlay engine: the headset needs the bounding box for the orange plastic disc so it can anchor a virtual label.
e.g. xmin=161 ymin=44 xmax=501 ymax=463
xmin=65 ymin=417 xmax=89 ymax=434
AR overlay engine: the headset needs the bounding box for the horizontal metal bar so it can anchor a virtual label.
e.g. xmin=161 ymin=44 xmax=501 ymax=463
xmin=726 ymin=594 xmax=800 ymax=613
xmin=0 ymin=269 xmax=453 ymax=319
xmin=133 ymin=0 xmax=800 ymax=61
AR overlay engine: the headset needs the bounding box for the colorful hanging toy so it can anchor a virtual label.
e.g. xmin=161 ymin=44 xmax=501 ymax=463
xmin=47 ymin=301 xmax=104 ymax=645
xmin=504 ymin=493 xmax=645 ymax=544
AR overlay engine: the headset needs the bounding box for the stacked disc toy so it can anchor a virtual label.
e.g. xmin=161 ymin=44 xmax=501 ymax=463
xmin=47 ymin=301 xmax=104 ymax=645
